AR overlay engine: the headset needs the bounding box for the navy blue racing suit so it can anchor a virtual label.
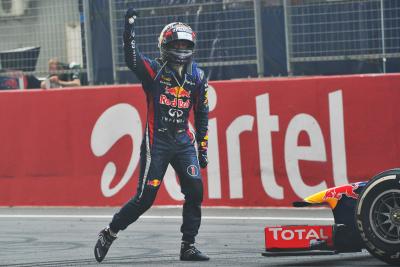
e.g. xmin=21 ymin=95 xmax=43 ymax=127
xmin=109 ymin=22 xmax=209 ymax=244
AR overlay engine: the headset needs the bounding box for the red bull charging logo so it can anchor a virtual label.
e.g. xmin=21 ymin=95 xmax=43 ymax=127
xmin=147 ymin=179 xmax=161 ymax=187
xmin=165 ymin=86 xmax=191 ymax=98
xmin=323 ymin=183 xmax=360 ymax=200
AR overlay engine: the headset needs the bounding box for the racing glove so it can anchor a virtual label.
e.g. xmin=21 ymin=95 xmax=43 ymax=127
xmin=124 ymin=7 xmax=139 ymax=40
xmin=198 ymin=149 xmax=208 ymax=169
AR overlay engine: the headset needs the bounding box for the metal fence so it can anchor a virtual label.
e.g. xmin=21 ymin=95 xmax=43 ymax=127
xmin=284 ymin=0 xmax=400 ymax=74
xmin=0 ymin=0 xmax=399 ymax=86
xmin=109 ymin=0 xmax=261 ymax=81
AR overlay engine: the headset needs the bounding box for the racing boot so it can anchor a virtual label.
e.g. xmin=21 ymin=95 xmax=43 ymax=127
xmin=94 ymin=227 xmax=117 ymax=262
xmin=180 ymin=241 xmax=210 ymax=261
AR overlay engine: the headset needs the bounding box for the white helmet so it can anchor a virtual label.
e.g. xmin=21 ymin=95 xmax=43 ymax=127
xmin=158 ymin=22 xmax=196 ymax=64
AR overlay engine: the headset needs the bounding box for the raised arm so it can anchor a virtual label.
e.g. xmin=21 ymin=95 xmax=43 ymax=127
xmin=123 ymin=8 xmax=157 ymax=83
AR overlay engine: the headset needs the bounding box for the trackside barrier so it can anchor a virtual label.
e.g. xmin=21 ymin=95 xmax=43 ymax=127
xmin=0 ymin=74 xmax=399 ymax=206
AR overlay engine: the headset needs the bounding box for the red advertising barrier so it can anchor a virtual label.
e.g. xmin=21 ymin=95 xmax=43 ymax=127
xmin=0 ymin=74 xmax=400 ymax=206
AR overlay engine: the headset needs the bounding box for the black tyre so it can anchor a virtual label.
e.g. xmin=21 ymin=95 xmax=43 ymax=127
xmin=355 ymin=168 xmax=400 ymax=266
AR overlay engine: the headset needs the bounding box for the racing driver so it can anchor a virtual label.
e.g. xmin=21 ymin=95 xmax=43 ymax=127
xmin=94 ymin=8 xmax=209 ymax=262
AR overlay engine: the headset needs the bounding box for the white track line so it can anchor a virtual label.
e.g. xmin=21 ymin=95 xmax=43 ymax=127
xmin=0 ymin=214 xmax=334 ymax=221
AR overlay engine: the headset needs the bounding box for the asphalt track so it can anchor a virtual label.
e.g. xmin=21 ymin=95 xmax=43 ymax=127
xmin=0 ymin=207 xmax=386 ymax=266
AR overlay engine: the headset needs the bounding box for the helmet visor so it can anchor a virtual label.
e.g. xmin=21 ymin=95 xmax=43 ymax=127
xmin=167 ymin=40 xmax=194 ymax=50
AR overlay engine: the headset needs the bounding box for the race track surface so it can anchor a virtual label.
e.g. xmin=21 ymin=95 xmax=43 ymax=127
xmin=0 ymin=207 xmax=386 ymax=266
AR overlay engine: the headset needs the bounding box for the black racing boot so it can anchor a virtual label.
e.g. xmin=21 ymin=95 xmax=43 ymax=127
xmin=180 ymin=241 xmax=210 ymax=261
xmin=94 ymin=227 xmax=117 ymax=262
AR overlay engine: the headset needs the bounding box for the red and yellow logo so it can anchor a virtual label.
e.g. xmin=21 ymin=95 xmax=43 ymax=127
xmin=147 ymin=179 xmax=161 ymax=187
xmin=165 ymin=86 xmax=191 ymax=98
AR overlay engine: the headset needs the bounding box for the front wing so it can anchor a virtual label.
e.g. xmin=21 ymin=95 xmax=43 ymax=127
xmin=263 ymin=224 xmax=363 ymax=257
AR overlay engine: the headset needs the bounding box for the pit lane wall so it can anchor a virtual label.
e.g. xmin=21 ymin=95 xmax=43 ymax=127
xmin=1 ymin=74 xmax=399 ymax=206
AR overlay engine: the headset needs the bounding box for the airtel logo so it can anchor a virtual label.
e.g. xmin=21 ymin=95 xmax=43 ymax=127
xmin=268 ymin=227 xmax=329 ymax=240
xmin=90 ymin=104 xmax=142 ymax=197
xmin=89 ymin=86 xmax=348 ymax=201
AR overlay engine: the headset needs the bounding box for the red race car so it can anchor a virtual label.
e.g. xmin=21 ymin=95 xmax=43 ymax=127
xmin=263 ymin=168 xmax=400 ymax=266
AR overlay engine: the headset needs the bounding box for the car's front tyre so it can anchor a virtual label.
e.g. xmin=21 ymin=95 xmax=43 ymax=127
xmin=356 ymin=168 xmax=400 ymax=266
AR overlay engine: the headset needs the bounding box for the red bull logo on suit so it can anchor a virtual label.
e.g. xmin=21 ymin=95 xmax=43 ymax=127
xmin=159 ymin=94 xmax=190 ymax=109
xmin=147 ymin=179 xmax=161 ymax=187
xmin=165 ymin=86 xmax=191 ymax=98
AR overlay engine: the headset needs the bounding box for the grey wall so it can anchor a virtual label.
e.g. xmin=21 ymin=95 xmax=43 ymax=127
xmin=0 ymin=0 xmax=81 ymax=75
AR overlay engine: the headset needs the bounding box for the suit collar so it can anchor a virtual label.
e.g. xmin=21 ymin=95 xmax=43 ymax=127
xmin=164 ymin=61 xmax=194 ymax=76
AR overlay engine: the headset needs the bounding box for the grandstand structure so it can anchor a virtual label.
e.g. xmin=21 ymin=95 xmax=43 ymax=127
xmin=0 ymin=0 xmax=399 ymax=86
